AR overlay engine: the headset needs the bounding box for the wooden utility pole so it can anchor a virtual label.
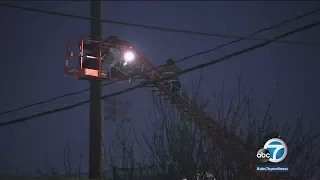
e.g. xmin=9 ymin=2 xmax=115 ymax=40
xmin=89 ymin=0 xmax=104 ymax=179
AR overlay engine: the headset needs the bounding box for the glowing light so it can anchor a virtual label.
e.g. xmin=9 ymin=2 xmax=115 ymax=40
xmin=124 ymin=51 xmax=135 ymax=62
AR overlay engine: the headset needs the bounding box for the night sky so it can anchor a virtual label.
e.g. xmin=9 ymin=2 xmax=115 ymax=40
xmin=0 ymin=1 xmax=320 ymax=178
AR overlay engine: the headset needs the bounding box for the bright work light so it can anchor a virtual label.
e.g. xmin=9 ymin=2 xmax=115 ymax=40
xmin=124 ymin=51 xmax=135 ymax=62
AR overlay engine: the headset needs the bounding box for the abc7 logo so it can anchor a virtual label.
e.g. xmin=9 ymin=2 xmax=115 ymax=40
xmin=256 ymin=149 xmax=271 ymax=162
xmin=256 ymin=138 xmax=288 ymax=163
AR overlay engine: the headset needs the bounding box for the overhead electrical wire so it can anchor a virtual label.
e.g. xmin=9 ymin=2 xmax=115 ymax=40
xmin=0 ymin=81 xmax=118 ymax=117
xmin=1 ymin=7 xmax=319 ymax=116
xmin=1 ymin=21 xmax=319 ymax=127
xmin=0 ymin=2 xmax=320 ymax=46
xmin=175 ymin=7 xmax=320 ymax=63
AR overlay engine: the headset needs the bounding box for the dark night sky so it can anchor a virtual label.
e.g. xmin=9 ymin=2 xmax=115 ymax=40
xmin=0 ymin=1 xmax=320 ymax=177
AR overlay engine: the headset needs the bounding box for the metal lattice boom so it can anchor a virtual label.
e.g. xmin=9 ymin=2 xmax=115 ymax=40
xmin=64 ymin=37 xmax=290 ymax=180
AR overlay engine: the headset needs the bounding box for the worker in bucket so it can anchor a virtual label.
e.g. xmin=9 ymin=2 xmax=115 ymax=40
xmin=82 ymin=36 xmax=120 ymax=70
xmin=156 ymin=58 xmax=182 ymax=94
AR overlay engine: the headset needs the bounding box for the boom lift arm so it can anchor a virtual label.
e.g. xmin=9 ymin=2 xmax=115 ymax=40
xmin=64 ymin=37 xmax=290 ymax=180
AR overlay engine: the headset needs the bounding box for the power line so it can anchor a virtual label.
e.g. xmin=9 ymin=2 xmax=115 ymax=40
xmin=1 ymin=21 xmax=318 ymax=127
xmin=176 ymin=7 xmax=320 ymax=63
xmin=1 ymin=2 xmax=320 ymax=46
xmin=0 ymin=81 xmax=118 ymax=117
xmin=1 ymin=7 xmax=319 ymax=116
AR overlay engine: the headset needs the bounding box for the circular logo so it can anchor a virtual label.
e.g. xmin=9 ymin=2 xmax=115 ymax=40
xmin=264 ymin=138 xmax=288 ymax=163
xmin=256 ymin=148 xmax=270 ymax=162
